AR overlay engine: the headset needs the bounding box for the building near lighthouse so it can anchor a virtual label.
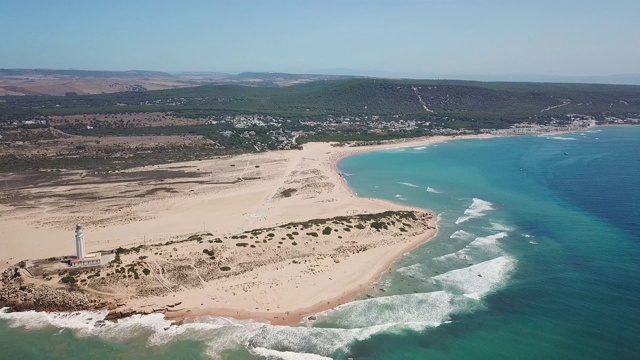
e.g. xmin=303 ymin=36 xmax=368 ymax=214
xmin=69 ymin=224 xmax=102 ymax=267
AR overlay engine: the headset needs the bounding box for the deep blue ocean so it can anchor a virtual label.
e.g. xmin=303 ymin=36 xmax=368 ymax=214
xmin=1 ymin=126 xmax=639 ymax=359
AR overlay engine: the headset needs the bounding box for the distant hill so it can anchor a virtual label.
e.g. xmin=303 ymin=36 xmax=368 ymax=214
xmin=0 ymin=69 xmax=360 ymax=96
xmin=235 ymin=72 xmax=356 ymax=81
xmin=3 ymin=78 xmax=640 ymax=128
xmin=0 ymin=69 xmax=174 ymax=79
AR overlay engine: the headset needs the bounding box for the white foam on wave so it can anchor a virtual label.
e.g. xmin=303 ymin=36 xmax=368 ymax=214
xmin=250 ymin=347 xmax=332 ymax=360
xmin=396 ymin=263 xmax=427 ymax=280
xmin=426 ymin=186 xmax=442 ymax=194
xmin=0 ymin=308 xmax=110 ymax=332
xmin=0 ymin=309 xmax=185 ymax=343
xmin=489 ymin=222 xmax=514 ymax=232
xmin=413 ymin=146 xmax=427 ymax=150
xmin=1 ymin=296 xmax=450 ymax=359
xmin=394 ymin=194 xmax=402 ymax=198
xmin=434 ymin=232 xmax=508 ymax=263
xmin=314 ymin=291 xmax=454 ymax=329
xmin=147 ymin=316 xmax=252 ymax=347
xmin=398 ymin=182 xmax=419 ymax=188
xmin=550 ymin=136 xmax=577 ymax=141
xmin=241 ymin=320 xmax=438 ymax=358
xmin=221 ymin=290 xmax=480 ymax=357
xmin=456 ymin=198 xmax=494 ymax=224
xmin=450 ymin=230 xmax=475 ymax=241
xmin=468 ymin=232 xmax=508 ymax=247
xmin=0 ymin=234 xmax=516 ymax=359
xmin=432 ymin=256 xmax=516 ymax=298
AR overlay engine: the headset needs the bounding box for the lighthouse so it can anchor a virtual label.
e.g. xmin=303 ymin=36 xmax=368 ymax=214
xmin=69 ymin=224 xmax=102 ymax=268
xmin=75 ymin=224 xmax=86 ymax=259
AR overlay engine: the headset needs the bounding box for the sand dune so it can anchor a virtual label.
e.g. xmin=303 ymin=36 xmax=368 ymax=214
xmin=0 ymin=135 xmax=495 ymax=323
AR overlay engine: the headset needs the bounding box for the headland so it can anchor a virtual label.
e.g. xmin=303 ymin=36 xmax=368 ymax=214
xmin=0 ymin=132 xmax=580 ymax=325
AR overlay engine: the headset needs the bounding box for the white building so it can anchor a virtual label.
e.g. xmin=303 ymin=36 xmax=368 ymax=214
xmin=70 ymin=224 xmax=101 ymax=267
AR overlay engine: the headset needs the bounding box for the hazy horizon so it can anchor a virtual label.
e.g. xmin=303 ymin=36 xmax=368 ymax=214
xmin=4 ymin=67 xmax=640 ymax=86
xmin=1 ymin=0 xmax=639 ymax=80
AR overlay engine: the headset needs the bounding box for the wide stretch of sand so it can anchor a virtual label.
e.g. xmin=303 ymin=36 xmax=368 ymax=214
xmin=0 ymin=135 xmax=493 ymax=324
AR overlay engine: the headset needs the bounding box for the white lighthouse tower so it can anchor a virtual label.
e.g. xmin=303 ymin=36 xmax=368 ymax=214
xmin=75 ymin=224 xmax=86 ymax=259
xmin=70 ymin=224 xmax=102 ymax=267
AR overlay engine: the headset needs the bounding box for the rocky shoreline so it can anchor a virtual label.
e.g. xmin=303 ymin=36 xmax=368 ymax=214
xmin=2 ymin=264 xmax=192 ymax=322
xmin=0 ymin=265 xmax=130 ymax=318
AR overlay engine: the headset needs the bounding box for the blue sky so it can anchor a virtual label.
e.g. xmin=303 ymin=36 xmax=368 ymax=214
xmin=1 ymin=0 xmax=639 ymax=77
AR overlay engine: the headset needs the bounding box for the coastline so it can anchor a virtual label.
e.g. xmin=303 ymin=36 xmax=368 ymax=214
xmin=0 ymin=129 xmax=590 ymax=326
xmin=160 ymin=135 xmax=505 ymax=325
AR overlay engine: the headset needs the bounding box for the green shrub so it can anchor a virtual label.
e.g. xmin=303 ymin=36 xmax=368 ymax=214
xmin=370 ymin=221 xmax=388 ymax=230
xmin=322 ymin=226 xmax=332 ymax=235
xmin=203 ymin=249 xmax=215 ymax=256
xmin=61 ymin=276 xmax=76 ymax=284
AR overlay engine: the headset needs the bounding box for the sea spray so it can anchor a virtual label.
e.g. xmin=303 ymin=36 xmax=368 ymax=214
xmin=456 ymin=198 xmax=495 ymax=224
xmin=250 ymin=347 xmax=332 ymax=360
xmin=398 ymin=182 xmax=420 ymax=188
xmin=432 ymin=256 xmax=517 ymax=298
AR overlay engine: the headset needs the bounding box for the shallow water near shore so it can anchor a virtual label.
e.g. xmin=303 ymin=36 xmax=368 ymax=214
xmin=2 ymin=126 xmax=639 ymax=359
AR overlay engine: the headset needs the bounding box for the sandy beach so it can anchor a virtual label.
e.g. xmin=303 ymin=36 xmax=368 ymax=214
xmin=0 ymin=134 xmax=495 ymax=324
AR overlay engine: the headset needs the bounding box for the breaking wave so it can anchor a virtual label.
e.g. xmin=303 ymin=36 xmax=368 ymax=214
xmin=250 ymin=348 xmax=332 ymax=360
xmin=1 ymin=256 xmax=516 ymax=359
xmin=450 ymin=230 xmax=476 ymax=241
xmin=426 ymin=186 xmax=442 ymax=193
xmin=550 ymin=136 xmax=577 ymax=141
xmin=456 ymin=198 xmax=494 ymax=224
xmin=489 ymin=222 xmax=515 ymax=232
xmin=434 ymin=232 xmax=508 ymax=264
xmin=432 ymin=256 xmax=517 ymax=299
xmin=398 ymin=182 xmax=419 ymax=188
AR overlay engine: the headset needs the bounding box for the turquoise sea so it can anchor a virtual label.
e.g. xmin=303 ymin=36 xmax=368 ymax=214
xmin=1 ymin=126 xmax=639 ymax=359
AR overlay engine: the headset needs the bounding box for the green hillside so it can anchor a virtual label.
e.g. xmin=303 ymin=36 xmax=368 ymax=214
xmin=2 ymin=78 xmax=640 ymax=128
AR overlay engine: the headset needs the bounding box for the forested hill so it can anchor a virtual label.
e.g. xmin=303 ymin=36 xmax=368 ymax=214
xmin=2 ymin=78 xmax=640 ymax=127
xmin=2 ymin=78 xmax=640 ymax=172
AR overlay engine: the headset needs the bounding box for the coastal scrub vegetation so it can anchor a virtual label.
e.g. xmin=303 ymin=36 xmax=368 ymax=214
xmin=2 ymin=78 xmax=639 ymax=172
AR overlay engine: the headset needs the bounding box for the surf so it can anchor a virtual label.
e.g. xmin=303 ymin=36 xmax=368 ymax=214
xmin=456 ymin=198 xmax=495 ymax=224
